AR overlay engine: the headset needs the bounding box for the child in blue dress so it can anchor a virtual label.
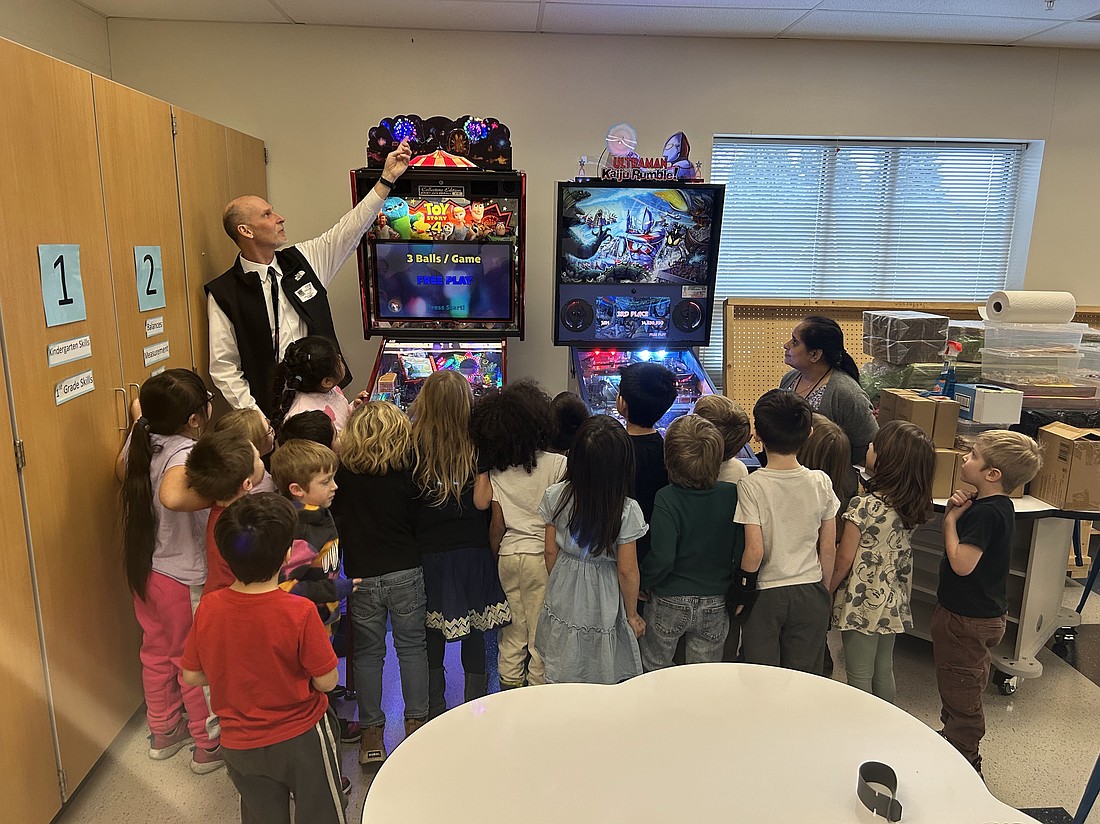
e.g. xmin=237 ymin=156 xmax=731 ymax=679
xmin=535 ymin=415 xmax=647 ymax=684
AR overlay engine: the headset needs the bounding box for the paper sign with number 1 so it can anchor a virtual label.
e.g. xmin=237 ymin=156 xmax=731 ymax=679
xmin=39 ymin=244 xmax=87 ymax=328
xmin=135 ymin=246 xmax=166 ymax=312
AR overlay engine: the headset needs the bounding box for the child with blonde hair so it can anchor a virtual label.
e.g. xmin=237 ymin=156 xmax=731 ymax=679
xmin=829 ymin=420 xmax=934 ymax=703
xmin=693 ymin=394 xmax=751 ymax=484
xmin=935 ymin=430 xmax=1042 ymax=774
xmin=330 ymin=401 xmax=427 ymax=765
xmin=411 ymin=370 xmax=510 ymax=716
xmin=212 ymin=407 xmax=276 ymax=492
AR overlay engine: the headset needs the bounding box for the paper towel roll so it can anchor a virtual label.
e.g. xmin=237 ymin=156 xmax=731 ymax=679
xmin=980 ymin=290 xmax=1077 ymax=324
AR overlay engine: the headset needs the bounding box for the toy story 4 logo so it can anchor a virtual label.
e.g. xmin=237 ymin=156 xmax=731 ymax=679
xmin=592 ymin=122 xmax=701 ymax=181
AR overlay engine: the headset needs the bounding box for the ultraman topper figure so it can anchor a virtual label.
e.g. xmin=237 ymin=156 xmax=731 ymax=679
xmin=367 ymin=114 xmax=512 ymax=170
xmin=595 ymin=122 xmax=702 ymax=182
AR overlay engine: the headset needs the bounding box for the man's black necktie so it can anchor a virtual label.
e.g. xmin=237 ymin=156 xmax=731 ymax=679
xmin=268 ymin=266 xmax=280 ymax=349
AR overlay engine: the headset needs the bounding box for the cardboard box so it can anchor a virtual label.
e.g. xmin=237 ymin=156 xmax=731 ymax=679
xmin=878 ymin=389 xmax=960 ymax=449
xmin=863 ymin=310 xmax=949 ymax=365
xmin=933 ymin=445 xmax=1023 ymax=499
xmin=953 ymin=384 xmax=1023 ymax=424
xmin=1031 ymin=423 xmax=1100 ymax=511
xmin=933 ymin=449 xmax=961 ymax=499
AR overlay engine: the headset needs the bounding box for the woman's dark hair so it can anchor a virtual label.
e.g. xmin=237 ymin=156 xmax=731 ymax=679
xmin=867 ymin=420 xmax=935 ymax=529
xmin=271 ymin=335 xmax=343 ymax=431
xmin=549 ymin=391 xmax=590 ymax=453
xmin=471 ymin=386 xmax=550 ymax=474
xmin=553 ymin=415 xmax=635 ymax=557
xmin=799 ymin=315 xmax=860 ymax=382
xmin=121 ymin=369 xmax=210 ymax=599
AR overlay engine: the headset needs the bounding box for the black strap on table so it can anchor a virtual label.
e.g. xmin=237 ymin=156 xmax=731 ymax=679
xmin=857 ymin=761 xmax=903 ymax=821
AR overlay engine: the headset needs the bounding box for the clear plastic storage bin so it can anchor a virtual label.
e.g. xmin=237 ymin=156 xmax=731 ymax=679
xmin=982 ymin=321 xmax=1088 ymax=354
xmin=980 ymin=348 xmax=1083 ymax=384
xmin=1079 ymin=342 xmax=1100 ymax=378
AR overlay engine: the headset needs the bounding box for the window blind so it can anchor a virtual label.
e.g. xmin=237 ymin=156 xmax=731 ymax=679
xmin=702 ymin=137 xmax=1027 ymax=382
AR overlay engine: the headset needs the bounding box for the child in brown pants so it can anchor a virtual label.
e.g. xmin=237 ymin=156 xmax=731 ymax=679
xmin=935 ymin=430 xmax=1042 ymax=775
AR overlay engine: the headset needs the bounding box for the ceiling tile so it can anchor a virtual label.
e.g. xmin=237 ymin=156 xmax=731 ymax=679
xmin=541 ymin=4 xmax=807 ymax=37
xmin=79 ymin=0 xmax=290 ymax=23
xmin=815 ymin=0 xmax=1100 ymax=22
xmin=1013 ymin=19 xmax=1100 ymax=46
xmin=276 ymin=0 xmax=539 ymax=28
xmin=554 ymin=0 xmax=817 ymax=7
xmin=783 ymin=10 xmax=1064 ymax=44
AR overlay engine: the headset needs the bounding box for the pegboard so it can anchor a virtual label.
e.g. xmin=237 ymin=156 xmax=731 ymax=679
xmin=721 ymin=298 xmax=1100 ymax=421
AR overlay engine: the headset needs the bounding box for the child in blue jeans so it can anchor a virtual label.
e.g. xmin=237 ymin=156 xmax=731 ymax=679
xmin=639 ymin=415 xmax=744 ymax=670
xmin=329 ymin=401 xmax=427 ymax=766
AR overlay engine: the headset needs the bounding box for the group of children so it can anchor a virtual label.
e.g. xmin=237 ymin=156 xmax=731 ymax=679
xmin=118 ymin=335 xmax=1043 ymax=820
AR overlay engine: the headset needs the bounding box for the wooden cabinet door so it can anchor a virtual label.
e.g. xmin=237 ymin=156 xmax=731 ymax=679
xmin=173 ymin=108 xmax=266 ymax=387
xmin=0 ymin=355 xmax=60 ymax=823
xmin=94 ymin=77 xmax=193 ymax=388
xmin=227 ymin=126 xmax=268 ymax=204
xmin=0 ymin=38 xmax=140 ymax=796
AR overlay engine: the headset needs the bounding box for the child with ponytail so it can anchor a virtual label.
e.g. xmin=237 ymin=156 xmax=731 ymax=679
xmin=117 ymin=368 xmax=222 ymax=773
xmin=271 ymin=335 xmax=353 ymax=436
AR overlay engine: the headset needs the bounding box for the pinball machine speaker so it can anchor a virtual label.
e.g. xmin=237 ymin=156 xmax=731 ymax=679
xmin=672 ymin=300 xmax=704 ymax=333
xmin=561 ymin=299 xmax=594 ymax=333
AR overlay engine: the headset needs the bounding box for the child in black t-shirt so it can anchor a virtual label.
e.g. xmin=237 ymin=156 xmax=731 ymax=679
xmin=616 ymin=362 xmax=677 ymax=566
xmin=935 ymin=430 xmax=1042 ymax=776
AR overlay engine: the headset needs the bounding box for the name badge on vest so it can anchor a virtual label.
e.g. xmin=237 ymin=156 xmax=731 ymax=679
xmin=295 ymin=282 xmax=318 ymax=302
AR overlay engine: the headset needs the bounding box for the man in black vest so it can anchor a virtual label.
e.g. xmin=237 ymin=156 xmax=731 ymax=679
xmin=206 ymin=140 xmax=412 ymax=416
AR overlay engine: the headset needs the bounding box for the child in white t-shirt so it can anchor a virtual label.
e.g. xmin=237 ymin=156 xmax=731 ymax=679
xmin=731 ymin=389 xmax=839 ymax=673
xmin=471 ymin=381 xmax=566 ymax=687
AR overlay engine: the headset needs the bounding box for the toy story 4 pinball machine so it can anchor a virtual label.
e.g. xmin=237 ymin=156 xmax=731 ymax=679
xmin=352 ymin=114 xmax=524 ymax=412
xmin=553 ymin=178 xmax=725 ymax=431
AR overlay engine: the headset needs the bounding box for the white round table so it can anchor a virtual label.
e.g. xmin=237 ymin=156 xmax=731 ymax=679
xmin=362 ymin=663 xmax=1037 ymax=823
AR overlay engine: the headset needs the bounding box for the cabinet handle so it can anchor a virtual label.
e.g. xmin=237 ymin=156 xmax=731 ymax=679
xmin=115 ymin=388 xmax=129 ymax=432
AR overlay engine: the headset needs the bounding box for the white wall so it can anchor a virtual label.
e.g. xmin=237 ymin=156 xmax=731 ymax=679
xmin=107 ymin=21 xmax=1100 ymax=394
xmin=0 ymin=0 xmax=109 ymax=76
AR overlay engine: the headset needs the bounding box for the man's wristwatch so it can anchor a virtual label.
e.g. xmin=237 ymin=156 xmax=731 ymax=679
xmin=379 ymin=176 xmax=395 ymax=190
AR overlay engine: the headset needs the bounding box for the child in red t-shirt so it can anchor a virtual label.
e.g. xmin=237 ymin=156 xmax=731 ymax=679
xmin=182 ymin=494 xmax=348 ymax=823
xmin=184 ymin=430 xmax=266 ymax=598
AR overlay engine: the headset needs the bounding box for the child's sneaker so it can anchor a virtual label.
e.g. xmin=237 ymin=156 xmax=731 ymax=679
xmin=358 ymin=725 xmax=387 ymax=765
xmin=338 ymin=717 xmax=361 ymax=743
xmin=190 ymin=744 xmax=225 ymax=775
xmin=148 ymin=720 xmax=193 ymax=760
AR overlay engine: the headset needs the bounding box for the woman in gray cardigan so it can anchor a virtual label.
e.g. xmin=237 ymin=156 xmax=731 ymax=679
xmin=779 ymin=315 xmax=877 ymax=467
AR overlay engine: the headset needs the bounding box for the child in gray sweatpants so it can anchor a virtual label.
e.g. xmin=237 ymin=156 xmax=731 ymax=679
xmin=729 ymin=390 xmax=839 ymax=673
